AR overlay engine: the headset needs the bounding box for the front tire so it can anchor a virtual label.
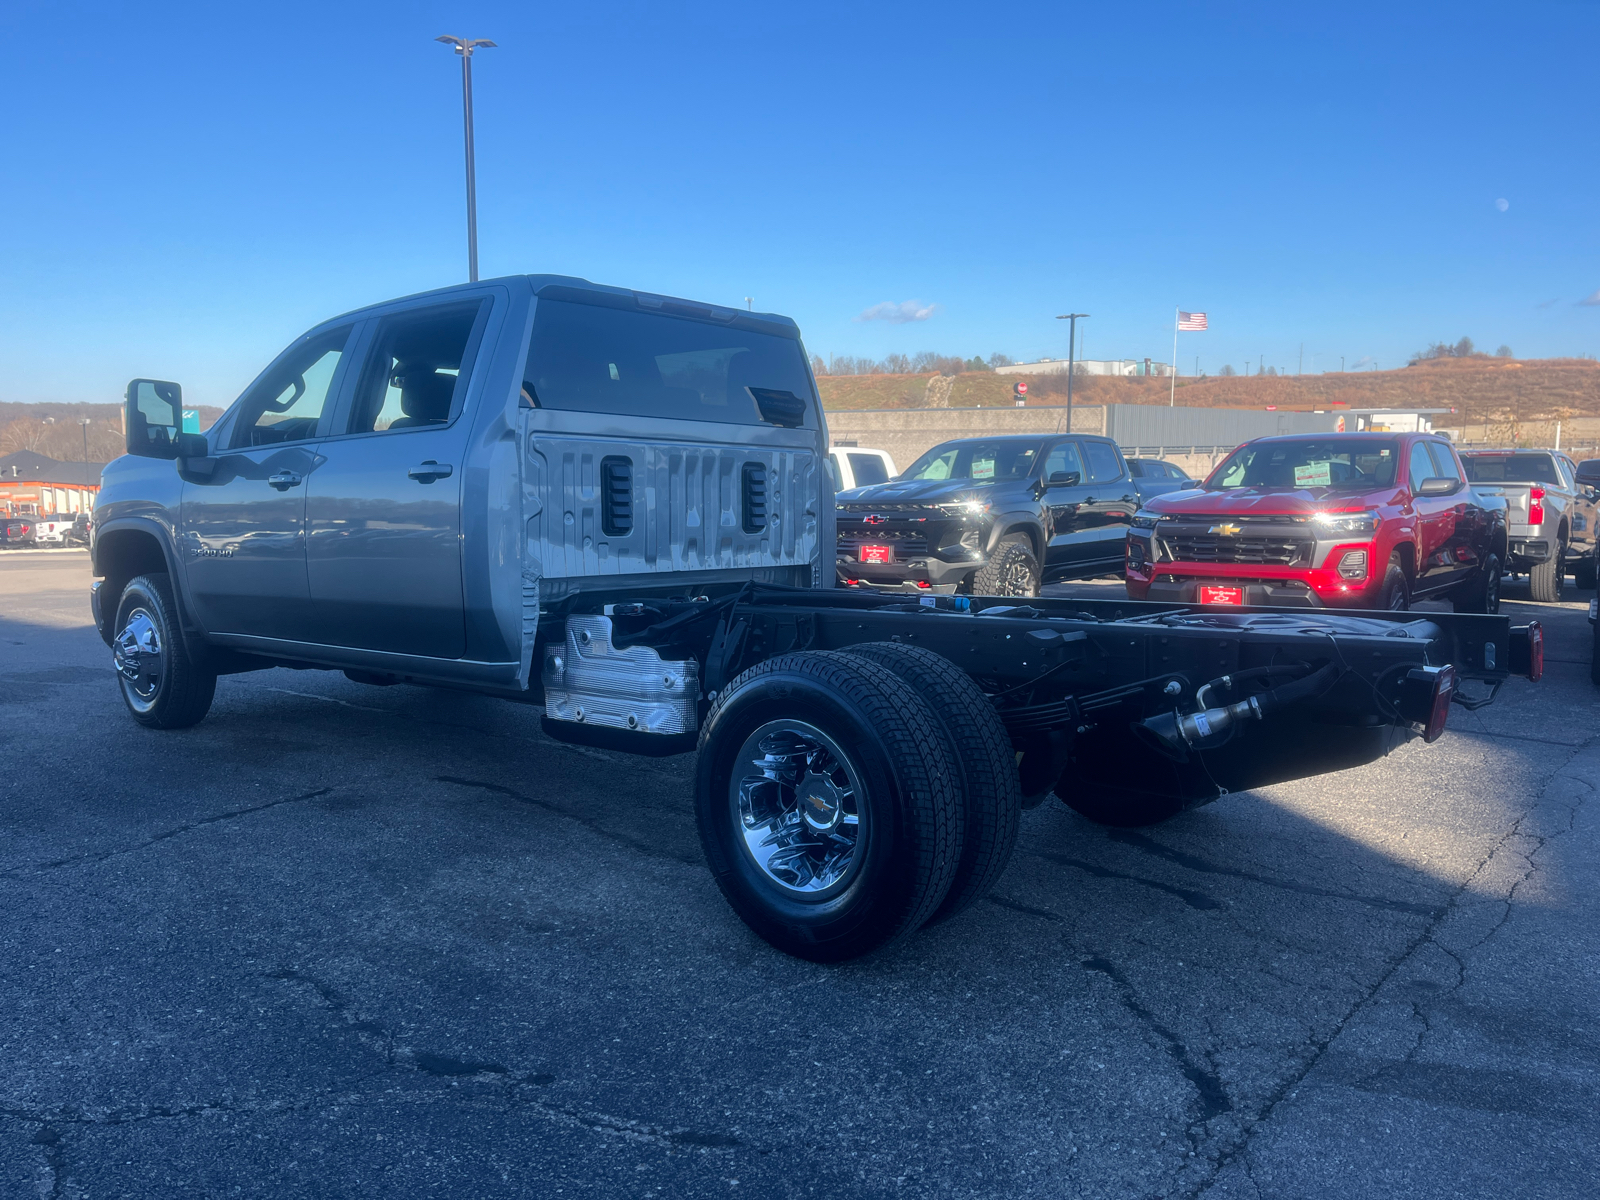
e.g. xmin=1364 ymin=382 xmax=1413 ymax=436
xmin=695 ymin=652 xmax=962 ymax=961
xmin=1379 ymin=556 xmax=1410 ymax=611
xmin=113 ymin=573 xmax=217 ymax=729
xmin=972 ymin=539 xmax=1041 ymax=598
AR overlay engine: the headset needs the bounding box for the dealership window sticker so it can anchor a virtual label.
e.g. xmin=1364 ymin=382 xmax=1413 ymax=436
xmin=1294 ymin=462 xmax=1332 ymax=487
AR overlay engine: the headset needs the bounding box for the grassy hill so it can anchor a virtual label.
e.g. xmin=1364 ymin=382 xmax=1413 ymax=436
xmin=817 ymin=356 xmax=1600 ymax=425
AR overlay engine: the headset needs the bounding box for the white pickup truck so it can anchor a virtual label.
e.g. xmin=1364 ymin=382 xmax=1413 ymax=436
xmin=29 ymin=515 xmax=79 ymax=546
xmin=1460 ymin=449 xmax=1594 ymax=600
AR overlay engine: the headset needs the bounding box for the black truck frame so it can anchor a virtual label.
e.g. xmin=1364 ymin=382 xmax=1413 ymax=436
xmin=538 ymin=586 xmax=1541 ymax=960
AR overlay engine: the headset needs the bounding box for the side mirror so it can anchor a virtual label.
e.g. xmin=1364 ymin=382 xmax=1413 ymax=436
xmin=1417 ymin=476 xmax=1460 ymax=497
xmin=1575 ymin=459 xmax=1600 ymax=489
xmin=125 ymin=379 xmax=183 ymax=460
xmin=1047 ymin=471 xmax=1081 ymax=487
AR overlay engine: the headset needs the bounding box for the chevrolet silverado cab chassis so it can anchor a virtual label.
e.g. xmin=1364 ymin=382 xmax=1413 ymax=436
xmin=90 ymin=275 xmax=1543 ymax=961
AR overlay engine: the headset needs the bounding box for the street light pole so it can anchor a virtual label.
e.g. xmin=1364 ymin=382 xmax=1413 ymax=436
xmin=1055 ymin=313 xmax=1088 ymax=432
xmin=436 ymin=35 xmax=497 ymax=282
xmin=79 ymin=418 xmax=91 ymax=471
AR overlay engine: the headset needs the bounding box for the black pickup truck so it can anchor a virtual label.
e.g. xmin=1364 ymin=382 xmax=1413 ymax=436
xmin=836 ymin=434 xmax=1141 ymax=596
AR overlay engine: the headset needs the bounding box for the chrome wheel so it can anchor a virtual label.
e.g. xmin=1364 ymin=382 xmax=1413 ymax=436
xmin=114 ymin=607 xmax=164 ymax=713
xmin=730 ymin=720 xmax=867 ymax=896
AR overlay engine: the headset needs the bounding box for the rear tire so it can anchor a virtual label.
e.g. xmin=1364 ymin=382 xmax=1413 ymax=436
xmin=695 ymin=651 xmax=962 ymax=961
xmin=840 ymin=642 xmax=1021 ymax=924
xmin=1529 ymin=551 xmax=1563 ymax=603
xmin=112 ymin=573 xmax=217 ymax=729
xmin=973 ymin=539 xmax=1041 ymax=598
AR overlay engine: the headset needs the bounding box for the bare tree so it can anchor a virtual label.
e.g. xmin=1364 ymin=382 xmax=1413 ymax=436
xmin=988 ymin=352 xmax=1015 ymax=368
xmin=811 ymin=354 xmax=827 ymax=376
xmin=1218 ymin=364 xmax=1236 ymax=376
xmin=1455 ymin=336 xmax=1475 ymax=357
xmin=1495 ymin=345 xmax=1513 ymax=359
xmin=881 ymin=353 xmax=911 ymax=375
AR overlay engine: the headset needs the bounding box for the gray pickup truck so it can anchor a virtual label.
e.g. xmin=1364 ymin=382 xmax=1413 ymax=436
xmin=91 ymin=274 xmax=1542 ymax=961
xmin=1459 ymin=448 xmax=1594 ymax=599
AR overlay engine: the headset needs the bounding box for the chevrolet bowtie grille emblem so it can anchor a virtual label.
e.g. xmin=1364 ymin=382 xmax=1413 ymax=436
xmin=1209 ymin=523 xmax=1243 ymax=536
xmin=863 ymin=515 xmax=885 ymax=524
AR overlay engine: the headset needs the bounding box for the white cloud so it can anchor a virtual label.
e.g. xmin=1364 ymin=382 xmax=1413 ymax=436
xmin=856 ymin=300 xmax=937 ymax=323
xmin=1579 ymin=290 xmax=1600 ymax=307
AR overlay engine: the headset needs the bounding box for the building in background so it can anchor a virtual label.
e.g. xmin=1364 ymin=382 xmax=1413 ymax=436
xmin=994 ymin=358 xmax=1174 ymax=378
xmin=0 ymin=451 xmax=104 ymax=517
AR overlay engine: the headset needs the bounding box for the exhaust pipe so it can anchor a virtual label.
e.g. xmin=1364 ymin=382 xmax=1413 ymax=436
xmin=1132 ymin=663 xmax=1341 ymax=762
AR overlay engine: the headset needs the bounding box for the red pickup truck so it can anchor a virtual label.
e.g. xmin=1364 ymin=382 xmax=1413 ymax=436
xmin=1124 ymin=432 xmax=1506 ymax=612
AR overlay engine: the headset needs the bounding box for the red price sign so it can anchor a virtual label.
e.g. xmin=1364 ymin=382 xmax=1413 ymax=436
xmin=1014 ymin=382 xmax=1028 ymax=394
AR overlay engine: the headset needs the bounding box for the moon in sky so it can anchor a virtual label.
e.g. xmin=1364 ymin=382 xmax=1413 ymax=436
xmin=1495 ymin=198 xmax=1510 ymax=212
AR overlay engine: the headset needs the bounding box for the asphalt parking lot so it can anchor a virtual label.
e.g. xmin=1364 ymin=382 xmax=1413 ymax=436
xmin=2 ymin=551 xmax=1597 ymax=1199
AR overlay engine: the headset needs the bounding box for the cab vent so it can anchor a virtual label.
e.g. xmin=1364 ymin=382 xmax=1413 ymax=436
xmin=742 ymin=462 xmax=769 ymax=533
xmin=601 ymin=456 xmax=633 ymax=536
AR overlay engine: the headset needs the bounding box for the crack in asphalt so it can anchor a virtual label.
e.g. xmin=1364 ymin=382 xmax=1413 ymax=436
xmin=1185 ymin=738 xmax=1595 ymax=1198
xmin=436 ymin=775 xmax=699 ymax=866
xmin=1026 ymin=850 xmax=1224 ymax=911
xmin=8 ymin=787 xmax=333 ymax=877
xmin=1106 ymin=830 xmax=1442 ymax=917
xmin=1079 ymin=955 xmax=1233 ymax=1150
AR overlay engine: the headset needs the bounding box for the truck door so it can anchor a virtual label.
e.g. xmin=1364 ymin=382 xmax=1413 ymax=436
xmin=181 ymin=325 xmax=356 ymax=641
xmin=1040 ymin=441 xmax=1094 ymax=572
xmin=304 ymin=298 xmax=492 ymax=658
xmin=1407 ymin=440 xmax=1458 ymax=590
xmin=1427 ymin=442 xmax=1478 ymax=584
xmin=1075 ymin=439 xmax=1140 ymax=567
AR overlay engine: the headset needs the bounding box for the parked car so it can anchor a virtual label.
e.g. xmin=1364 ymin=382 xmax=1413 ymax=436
xmin=835 ymin=434 xmax=1138 ymax=595
xmin=1126 ymin=457 xmax=1198 ymax=503
xmin=29 ymin=515 xmax=79 ymax=546
xmin=1459 ymin=449 xmax=1590 ymax=599
xmin=826 ymin=446 xmax=895 ymax=492
xmin=1126 ymin=432 xmax=1506 ymax=611
xmin=1 ymin=514 xmax=36 ymax=548
xmin=90 ymin=275 xmax=1537 ymax=961
xmin=64 ymin=512 xmax=92 ymax=546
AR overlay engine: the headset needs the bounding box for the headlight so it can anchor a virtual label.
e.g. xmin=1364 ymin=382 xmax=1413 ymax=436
xmin=1131 ymin=510 xmax=1165 ymax=529
xmin=939 ymin=499 xmax=991 ymax=517
xmin=1312 ymin=509 xmax=1379 ymax=535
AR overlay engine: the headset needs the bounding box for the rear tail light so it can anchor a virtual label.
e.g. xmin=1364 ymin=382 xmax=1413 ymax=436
xmin=1510 ymin=622 xmax=1544 ymax=682
xmin=1529 ymin=486 xmax=1545 ymax=526
xmin=1397 ymin=664 xmax=1457 ymax=742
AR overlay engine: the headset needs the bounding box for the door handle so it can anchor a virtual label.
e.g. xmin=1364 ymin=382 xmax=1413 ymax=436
xmin=266 ymin=471 xmax=302 ymax=491
xmin=408 ymin=461 xmax=454 ymax=483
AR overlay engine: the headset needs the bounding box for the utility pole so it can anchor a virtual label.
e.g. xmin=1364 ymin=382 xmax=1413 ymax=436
xmin=436 ymin=35 xmax=497 ymax=282
xmin=1298 ymin=343 xmax=1303 ymax=376
xmin=1055 ymin=313 xmax=1089 ymax=432
xmin=744 ymin=297 xmax=753 ymax=311
xmin=1340 ymin=356 xmax=1345 ymax=372
xmin=79 ymin=418 xmax=91 ymax=472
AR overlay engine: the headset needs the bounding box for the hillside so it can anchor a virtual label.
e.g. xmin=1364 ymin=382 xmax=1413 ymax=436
xmin=817 ymin=356 xmax=1600 ymax=425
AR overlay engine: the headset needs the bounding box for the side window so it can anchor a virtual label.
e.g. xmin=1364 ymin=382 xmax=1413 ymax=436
xmin=1426 ymin=442 xmax=1461 ymax=483
xmin=346 ymin=302 xmax=486 ymax=435
xmin=847 ymin=453 xmax=889 ymax=487
xmin=1408 ymin=442 xmax=1436 ymax=491
xmin=1081 ymin=440 xmax=1124 ymax=484
xmin=1044 ymin=442 xmax=1085 ymax=482
xmin=233 ymin=327 xmax=353 ymax=449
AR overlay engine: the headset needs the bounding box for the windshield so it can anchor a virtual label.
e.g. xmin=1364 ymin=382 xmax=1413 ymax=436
xmin=901 ymin=439 xmax=1044 ymax=482
xmin=1460 ymin=454 xmax=1560 ymax=485
xmin=1206 ymin=438 xmax=1400 ymax=491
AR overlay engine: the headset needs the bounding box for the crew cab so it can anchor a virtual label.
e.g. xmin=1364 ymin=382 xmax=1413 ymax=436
xmin=90 ymin=277 xmax=1538 ymax=963
xmin=835 ymin=434 xmax=1138 ymax=596
xmin=30 ymin=515 xmax=79 ymax=546
xmin=1459 ymin=449 xmax=1590 ymax=599
xmin=1125 ymin=432 xmax=1506 ymax=611
xmin=1 ymin=514 xmax=35 ymax=548
xmin=1126 ymin=457 xmax=1198 ymax=502
xmin=825 ymin=445 xmax=895 ymax=491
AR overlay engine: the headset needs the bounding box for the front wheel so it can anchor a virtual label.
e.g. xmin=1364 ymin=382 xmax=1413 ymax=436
xmin=972 ymin=540 xmax=1041 ymax=598
xmin=113 ymin=574 xmax=217 ymax=729
xmin=1378 ymin=555 xmax=1410 ymax=611
xmin=695 ymin=652 xmax=962 ymax=961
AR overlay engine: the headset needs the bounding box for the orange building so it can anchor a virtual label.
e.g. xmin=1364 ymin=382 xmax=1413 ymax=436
xmin=0 ymin=450 xmax=105 ymax=518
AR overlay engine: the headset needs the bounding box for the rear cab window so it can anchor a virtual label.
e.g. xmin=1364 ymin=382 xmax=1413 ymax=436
xmin=1460 ymin=454 xmax=1561 ymax=484
xmin=846 ymin=453 xmax=889 ymax=486
xmin=523 ymin=294 xmax=816 ymax=428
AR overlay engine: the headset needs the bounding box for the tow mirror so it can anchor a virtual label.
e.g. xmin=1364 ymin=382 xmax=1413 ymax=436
xmin=125 ymin=379 xmax=183 ymax=460
xmin=1416 ymin=477 xmax=1460 ymax=497
xmin=1047 ymin=471 xmax=1081 ymax=487
xmin=1576 ymin=459 xmax=1600 ymax=489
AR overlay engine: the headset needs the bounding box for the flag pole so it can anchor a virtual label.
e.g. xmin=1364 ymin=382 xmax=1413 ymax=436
xmin=1170 ymin=307 xmax=1179 ymax=407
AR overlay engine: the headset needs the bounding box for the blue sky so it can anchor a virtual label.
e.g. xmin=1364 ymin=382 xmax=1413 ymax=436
xmin=2 ymin=1 xmax=1597 ymax=409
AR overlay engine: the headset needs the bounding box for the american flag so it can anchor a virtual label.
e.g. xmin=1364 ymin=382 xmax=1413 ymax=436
xmin=1178 ymin=311 xmax=1208 ymax=331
